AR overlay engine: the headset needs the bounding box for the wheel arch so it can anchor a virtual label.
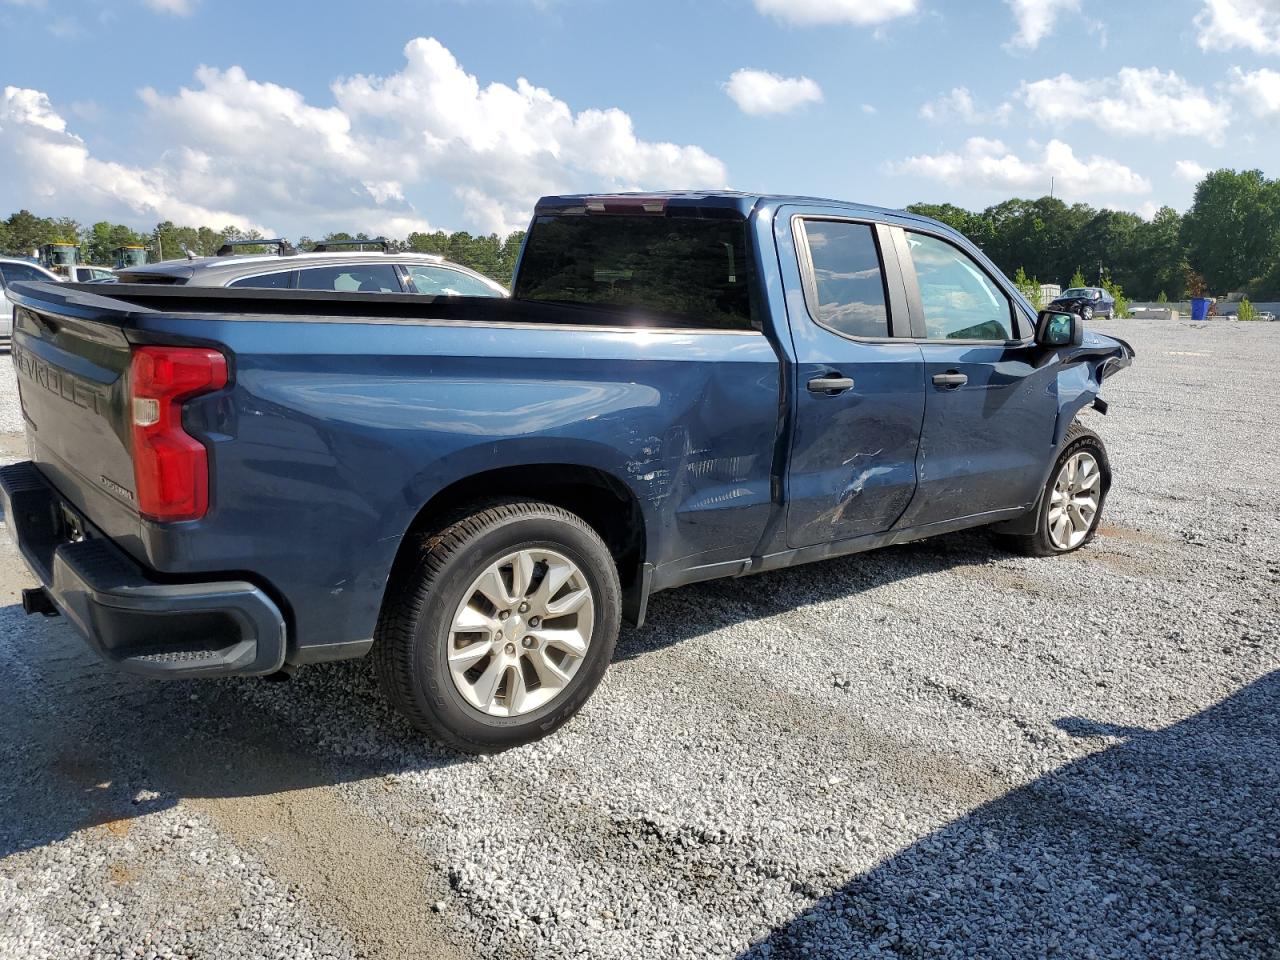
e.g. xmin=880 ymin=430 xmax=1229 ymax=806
xmin=383 ymin=463 xmax=651 ymax=627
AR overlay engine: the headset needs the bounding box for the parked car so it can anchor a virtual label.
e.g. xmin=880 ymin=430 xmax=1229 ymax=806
xmin=0 ymin=257 xmax=62 ymax=345
xmin=115 ymin=238 xmax=509 ymax=297
xmin=1050 ymin=287 xmax=1116 ymax=320
xmin=70 ymin=264 xmax=118 ymax=283
xmin=3 ymin=192 xmax=1134 ymax=752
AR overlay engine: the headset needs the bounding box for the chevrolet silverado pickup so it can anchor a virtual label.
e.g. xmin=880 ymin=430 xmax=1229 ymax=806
xmin=2 ymin=192 xmax=1133 ymax=752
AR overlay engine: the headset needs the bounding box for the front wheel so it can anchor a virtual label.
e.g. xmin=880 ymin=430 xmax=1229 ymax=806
xmin=1005 ymin=423 xmax=1110 ymax=557
xmin=373 ymin=499 xmax=621 ymax=752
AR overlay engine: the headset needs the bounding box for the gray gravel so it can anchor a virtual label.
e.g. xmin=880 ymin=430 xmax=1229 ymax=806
xmin=0 ymin=349 xmax=25 ymax=434
xmin=1 ymin=320 xmax=1278 ymax=959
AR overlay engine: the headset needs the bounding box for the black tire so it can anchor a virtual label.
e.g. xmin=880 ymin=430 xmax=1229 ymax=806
xmin=1004 ymin=422 xmax=1110 ymax=557
xmin=373 ymin=499 xmax=621 ymax=753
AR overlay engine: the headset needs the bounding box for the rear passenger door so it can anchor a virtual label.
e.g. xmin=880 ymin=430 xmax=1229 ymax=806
xmin=893 ymin=229 xmax=1060 ymax=528
xmin=776 ymin=211 xmax=926 ymax=548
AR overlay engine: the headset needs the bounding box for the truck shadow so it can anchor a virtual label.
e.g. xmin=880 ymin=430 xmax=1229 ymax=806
xmin=736 ymin=669 xmax=1280 ymax=958
xmin=0 ymin=528 xmax=1006 ymax=860
xmin=619 ymin=527 xmax=1014 ymax=661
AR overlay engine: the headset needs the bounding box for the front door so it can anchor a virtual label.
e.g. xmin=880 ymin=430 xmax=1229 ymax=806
xmin=893 ymin=229 xmax=1060 ymax=528
xmin=778 ymin=213 xmax=926 ymax=549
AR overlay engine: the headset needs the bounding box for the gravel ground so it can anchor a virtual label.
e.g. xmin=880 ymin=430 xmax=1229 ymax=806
xmin=1 ymin=319 xmax=1277 ymax=959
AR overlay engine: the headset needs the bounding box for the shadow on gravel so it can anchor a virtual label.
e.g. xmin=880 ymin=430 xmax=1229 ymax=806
xmin=737 ymin=670 xmax=1280 ymax=958
xmin=619 ymin=528 xmax=1007 ymax=662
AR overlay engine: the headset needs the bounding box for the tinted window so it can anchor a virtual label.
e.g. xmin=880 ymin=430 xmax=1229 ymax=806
xmin=295 ymin=264 xmax=402 ymax=293
xmin=0 ymin=263 xmax=54 ymax=284
xmin=407 ymin=265 xmax=501 ymax=298
xmin=801 ymin=220 xmax=890 ymax=339
xmin=230 ymin=271 xmax=292 ymax=289
xmin=515 ymin=215 xmax=754 ymax=330
xmin=906 ymin=233 xmax=1014 ymax=341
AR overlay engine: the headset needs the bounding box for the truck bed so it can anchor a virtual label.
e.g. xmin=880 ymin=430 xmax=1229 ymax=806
xmin=6 ymin=280 xmax=784 ymax=665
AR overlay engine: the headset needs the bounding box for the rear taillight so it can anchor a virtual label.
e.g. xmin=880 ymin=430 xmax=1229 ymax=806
xmin=129 ymin=346 xmax=228 ymax=522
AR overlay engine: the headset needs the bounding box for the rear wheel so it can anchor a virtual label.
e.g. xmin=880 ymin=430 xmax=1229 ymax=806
xmin=1004 ymin=423 xmax=1110 ymax=557
xmin=373 ymin=499 xmax=620 ymax=752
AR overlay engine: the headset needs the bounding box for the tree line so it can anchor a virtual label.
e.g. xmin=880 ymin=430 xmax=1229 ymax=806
xmin=2 ymin=167 xmax=1276 ymax=299
xmin=908 ymin=168 xmax=1280 ymax=304
xmin=0 ymin=212 xmax=526 ymax=286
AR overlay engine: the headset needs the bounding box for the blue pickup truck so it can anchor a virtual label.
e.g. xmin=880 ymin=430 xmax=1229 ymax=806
xmin=2 ymin=192 xmax=1133 ymax=751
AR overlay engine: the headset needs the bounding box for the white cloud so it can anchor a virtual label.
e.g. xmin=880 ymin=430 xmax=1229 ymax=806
xmin=0 ymin=38 xmax=727 ymax=237
xmin=723 ymin=69 xmax=823 ymax=115
xmin=1174 ymin=159 xmax=1211 ymax=182
xmin=1195 ymin=0 xmax=1280 ymax=55
xmin=1021 ymin=68 xmax=1227 ymax=141
xmin=1230 ymin=66 xmax=1280 ymax=116
xmin=0 ymin=86 xmax=265 ymax=232
xmin=141 ymin=0 xmax=196 ymax=12
xmin=920 ymin=87 xmax=1012 ymax=125
xmin=1006 ymin=0 xmax=1080 ymax=49
xmin=753 ymin=0 xmax=917 ymax=26
xmin=890 ymin=137 xmax=1151 ymax=198
xmin=861 ymin=103 xmax=878 ymax=114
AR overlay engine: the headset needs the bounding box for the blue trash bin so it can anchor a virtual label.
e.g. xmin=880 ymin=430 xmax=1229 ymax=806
xmin=1191 ymin=298 xmax=1212 ymax=321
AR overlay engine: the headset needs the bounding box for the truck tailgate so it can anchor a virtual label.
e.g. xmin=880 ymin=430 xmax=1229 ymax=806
xmin=10 ymin=291 xmax=143 ymax=545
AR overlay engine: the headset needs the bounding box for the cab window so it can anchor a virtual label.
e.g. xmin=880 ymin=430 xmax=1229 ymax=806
xmin=906 ymin=233 xmax=1014 ymax=341
xmin=799 ymin=220 xmax=891 ymax=339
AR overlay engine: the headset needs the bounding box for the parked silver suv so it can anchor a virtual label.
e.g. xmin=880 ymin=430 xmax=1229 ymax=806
xmin=115 ymin=238 xmax=508 ymax=298
xmin=1 ymin=258 xmax=63 ymax=345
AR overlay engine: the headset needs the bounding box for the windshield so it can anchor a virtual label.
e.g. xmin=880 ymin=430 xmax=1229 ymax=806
xmin=514 ymin=214 xmax=756 ymax=330
xmin=1060 ymin=288 xmax=1097 ymax=299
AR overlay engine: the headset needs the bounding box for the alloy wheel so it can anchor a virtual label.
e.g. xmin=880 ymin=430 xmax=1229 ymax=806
xmin=1048 ymin=451 xmax=1102 ymax=550
xmin=447 ymin=548 xmax=595 ymax=717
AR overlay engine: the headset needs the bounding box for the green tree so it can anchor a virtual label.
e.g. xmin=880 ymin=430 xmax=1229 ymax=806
xmin=1182 ymin=169 xmax=1280 ymax=293
xmin=1133 ymin=206 xmax=1187 ymax=300
xmin=1237 ymin=297 xmax=1257 ymax=322
xmin=1070 ymin=267 xmax=1087 ymax=289
xmin=1012 ymin=266 xmax=1041 ymax=308
xmin=1100 ymin=273 xmax=1129 ymax=318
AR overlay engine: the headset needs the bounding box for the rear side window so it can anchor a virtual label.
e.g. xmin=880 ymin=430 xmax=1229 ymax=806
xmin=799 ymin=220 xmax=891 ymax=339
xmin=230 ymin=271 xmax=292 ymax=289
xmin=295 ymin=264 xmax=403 ymax=293
xmin=515 ymin=215 xmax=755 ymax=330
xmin=906 ymin=233 xmax=1014 ymax=341
xmin=407 ymin=265 xmax=501 ymax=298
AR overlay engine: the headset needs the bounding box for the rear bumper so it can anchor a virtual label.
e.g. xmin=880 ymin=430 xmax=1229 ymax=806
xmin=1 ymin=461 xmax=286 ymax=678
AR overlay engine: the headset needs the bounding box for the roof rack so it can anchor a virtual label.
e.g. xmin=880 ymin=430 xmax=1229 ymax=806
xmin=215 ymin=238 xmax=296 ymax=257
xmin=311 ymin=237 xmax=390 ymax=253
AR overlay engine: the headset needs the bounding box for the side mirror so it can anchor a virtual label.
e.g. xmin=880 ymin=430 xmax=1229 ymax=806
xmin=1036 ymin=309 xmax=1083 ymax=348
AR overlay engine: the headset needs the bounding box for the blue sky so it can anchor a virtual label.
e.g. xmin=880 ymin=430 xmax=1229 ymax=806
xmin=1 ymin=0 xmax=1277 ymax=237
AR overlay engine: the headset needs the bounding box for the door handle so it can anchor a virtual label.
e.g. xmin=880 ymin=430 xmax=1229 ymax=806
xmin=808 ymin=375 xmax=856 ymax=395
xmin=932 ymin=372 xmax=968 ymax=389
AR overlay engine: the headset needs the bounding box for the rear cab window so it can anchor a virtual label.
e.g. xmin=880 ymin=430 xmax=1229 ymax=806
xmin=514 ymin=212 xmax=756 ymax=330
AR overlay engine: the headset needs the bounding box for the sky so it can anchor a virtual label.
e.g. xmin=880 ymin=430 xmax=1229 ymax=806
xmin=0 ymin=0 xmax=1278 ymax=238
